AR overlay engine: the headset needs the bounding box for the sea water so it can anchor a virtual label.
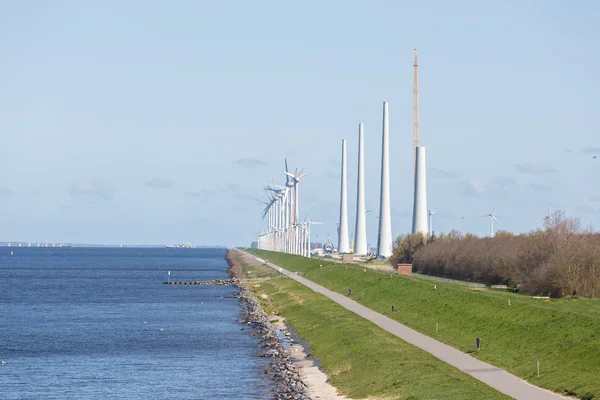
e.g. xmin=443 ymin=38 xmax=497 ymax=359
xmin=0 ymin=247 xmax=270 ymax=399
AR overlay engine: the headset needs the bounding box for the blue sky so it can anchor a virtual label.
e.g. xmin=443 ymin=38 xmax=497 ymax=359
xmin=1 ymin=0 xmax=599 ymax=246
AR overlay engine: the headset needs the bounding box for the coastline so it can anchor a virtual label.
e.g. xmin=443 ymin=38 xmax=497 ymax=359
xmin=270 ymin=316 xmax=348 ymax=400
xmin=226 ymin=249 xmax=310 ymax=400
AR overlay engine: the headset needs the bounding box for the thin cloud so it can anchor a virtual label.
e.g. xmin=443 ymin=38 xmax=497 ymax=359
xmin=185 ymin=189 xmax=215 ymax=205
xmin=392 ymin=208 xmax=412 ymax=218
xmin=576 ymin=205 xmax=600 ymax=215
xmin=527 ymin=183 xmax=553 ymax=193
xmin=582 ymin=147 xmax=600 ymax=154
xmin=220 ymin=183 xmax=252 ymax=201
xmin=68 ymin=181 xmax=114 ymax=200
xmin=185 ymin=189 xmax=214 ymax=198
xmin=515 ymin=163 xmax=556 ymax=175
xmin=190 ymin=216 xmax=213 ymax=224
xmin=489 ymin=176 xmax=518 ymax=187
xmin=429 ymin=168 xmax=459 ymax=179
xmin=328 ymin=171 xmax=341 ymax=180
xmin=233 ymin=157 xmax=267 ymax=168
xmin=458 ymin=180 xmax=486 ymax=198
xmin=146 ymin=178 xmax=175 ymax=189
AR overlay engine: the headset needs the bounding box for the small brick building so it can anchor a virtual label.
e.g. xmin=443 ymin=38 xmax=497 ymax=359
xmin=397 ymin=264 xmax=413 ymax=276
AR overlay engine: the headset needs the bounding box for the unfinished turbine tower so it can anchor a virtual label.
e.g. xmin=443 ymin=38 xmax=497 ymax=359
xmin=413 ymin=49 xmax=419 ymax=176
xmin=377 ymin=102 xmax=392 ymax=258
xmin=412 ymin=146 xmax=428 ymax=234
xmin=338 ymin=139 xmax=350 ymax=253
xmin=354 ymin=123 xmax=368 ymax=255
xmin=411 ymin=49 xmax=428 ymax=235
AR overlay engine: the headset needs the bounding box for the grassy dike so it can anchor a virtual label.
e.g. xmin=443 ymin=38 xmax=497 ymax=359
xmin=240 ymin=253 xmax=509 ymax=399
xmin=247 ymin=249 xmax=600 ymax=400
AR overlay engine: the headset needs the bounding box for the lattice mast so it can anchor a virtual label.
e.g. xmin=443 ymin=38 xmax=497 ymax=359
xmin=413 ymin=49 xmax=419 ymax=176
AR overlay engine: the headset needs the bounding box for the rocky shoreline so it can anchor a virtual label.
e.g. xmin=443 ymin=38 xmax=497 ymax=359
xmin=226 ymin=250 xmax=311 ymax=400
xmin=163 ymin=278 xmax=236 ymax=285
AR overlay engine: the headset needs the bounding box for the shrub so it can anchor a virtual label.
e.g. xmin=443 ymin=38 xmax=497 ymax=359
xmin=395 ymin=211 xmax=600 ymax=298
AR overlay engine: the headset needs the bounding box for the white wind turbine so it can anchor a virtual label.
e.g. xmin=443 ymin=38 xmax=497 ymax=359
xmin=536 ymin=205 xmax=553 ymax=229
xmin=284 ymin=167 xmax=309 ymax=225
xmin=303 ymin=214 xmax=323 ymax=257
xmin=427 ymin=208 xmax=444 ymax=236
xmin=481 ymin=203 xmax=501 ymax=237
xmin=264 ymin=183 xmax=288 ymax=252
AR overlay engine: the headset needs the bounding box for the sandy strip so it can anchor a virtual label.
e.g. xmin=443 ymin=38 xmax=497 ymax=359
xmin=270 ymin=316 xmax=348 ymax=400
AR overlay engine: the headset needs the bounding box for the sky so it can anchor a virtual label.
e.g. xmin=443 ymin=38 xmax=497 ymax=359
xmin=1 ymin=0 xmax=599 ymax=246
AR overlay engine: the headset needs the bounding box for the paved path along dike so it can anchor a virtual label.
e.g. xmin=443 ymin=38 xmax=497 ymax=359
xmin=248 ymin=253 xmax=570 ymax=400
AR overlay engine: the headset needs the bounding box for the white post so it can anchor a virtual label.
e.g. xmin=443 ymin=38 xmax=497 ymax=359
xmin=377 ymin=101 xmax=392 ymax=257
xmin=354 ymin=123 xmax=368 ymax=255
xmin=428 ymin=211 xmax=433 ymax=235
xmin=307 ymin=223 xmax=312 ymax=258
xmin=338 ymin=139 xmax=350 ymax=253
xmin=412 ymin=146 xmax=428 ymax=235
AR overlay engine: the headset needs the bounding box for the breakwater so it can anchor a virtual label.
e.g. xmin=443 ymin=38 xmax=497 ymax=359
xmin=226 ymin=250 xmax=310 ymax=400
xmin=163 ymin=279 xmax=236 ymax=285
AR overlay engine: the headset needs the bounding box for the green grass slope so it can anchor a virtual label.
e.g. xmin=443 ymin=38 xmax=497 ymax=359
xmin=247 ymin=249 xmax=600 ymax=400
xmin=246 ymin=270 xmax=508 ymax=399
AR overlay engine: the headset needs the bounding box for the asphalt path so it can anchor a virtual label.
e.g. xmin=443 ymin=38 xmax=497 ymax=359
xmin=248 ymin=253 xmax=570 ymax=400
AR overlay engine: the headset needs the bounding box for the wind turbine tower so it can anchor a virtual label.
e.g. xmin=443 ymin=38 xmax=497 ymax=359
xmin=483 ymin=204 xmax=501 ymax=237
xmin=411 ymin=50 xmax=428 ymax=236
xmin=338 ymin=139 xmax=350 ymax=253
xmin=428 ymin=208 xmax=443 ymax=236
xmin=413 ymin=49 xmax=419 ymax=176
xmin=412 ymin=147 xmax=428 ymax=235
xmin=354 ymin=123 xmax=368 ymax=255
xmin=377 ymin=102 xmax=392 ymax=258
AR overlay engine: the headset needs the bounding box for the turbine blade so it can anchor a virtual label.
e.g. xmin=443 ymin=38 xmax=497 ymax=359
xmin=252 ymin=196 xmax=268 ymax=205
xmin=285 ymin=159 xmax=289 ymax=184
xmin=491 ymin=201 xmax=498 ymax=215
xmin=493 ymin=216 xmax=501 ymax=226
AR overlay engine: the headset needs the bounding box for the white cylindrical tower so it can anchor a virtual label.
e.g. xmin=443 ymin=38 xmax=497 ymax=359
xmin=412 ymin=146 xmax=428 ymax=235
xmin=354 ymin=123 xmax=368 ymax=255
xmin=377 ymin=101 xmax=393 ymax=258
xmin=338 ymin=139 xmax=350 ymax=253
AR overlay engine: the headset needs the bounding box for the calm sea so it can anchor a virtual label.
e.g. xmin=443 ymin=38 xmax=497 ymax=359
xmin=0 ymin=247 xmax=270 ymax=399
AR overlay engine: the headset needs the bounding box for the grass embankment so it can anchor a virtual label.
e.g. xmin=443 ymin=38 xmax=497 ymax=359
xmin=241 ymin=260 xmax=508 ymax=399
xmin=247 ymin=249 xmax=600 ymax=400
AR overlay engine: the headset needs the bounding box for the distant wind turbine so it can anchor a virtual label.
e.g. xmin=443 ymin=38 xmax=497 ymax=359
xmin=480 ymin=202 xmax=501 ymax=237
xmin=427 ymin=208 xmax=444 ymax=235
xmin=536 ymin=205 xmax=553 ymax=228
